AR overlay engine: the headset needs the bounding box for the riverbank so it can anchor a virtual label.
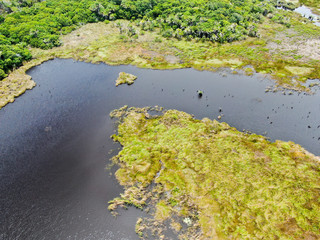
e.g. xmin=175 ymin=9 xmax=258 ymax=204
xmin=1 ymin=11 xmax=320 ymax=109
xmin=109 ymin=106 xmax=320 ymax=239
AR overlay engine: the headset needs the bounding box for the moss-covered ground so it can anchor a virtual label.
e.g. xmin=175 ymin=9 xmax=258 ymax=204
xmin=109 ymin=106 xmax=320 ymax=239
xmin=115 ymin=72 xmax=137 ymax=86
xmin=1 ymin=9 xmax=320 ymax=109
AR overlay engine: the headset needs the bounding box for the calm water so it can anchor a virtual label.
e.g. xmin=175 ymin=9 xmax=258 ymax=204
xmin=0 ymin=59 xmax=319 ymax=239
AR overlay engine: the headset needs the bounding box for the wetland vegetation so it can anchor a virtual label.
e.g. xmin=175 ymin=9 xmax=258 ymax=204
xmin=1 ymin=0 xmax=320 ymax=239
xmin=116 ymin=72 xmax=137 ymax=86
xmin=1 ymin=0 xmax=320 ymax=108
xmin=109 ymin=106 xmax=320 ymax=239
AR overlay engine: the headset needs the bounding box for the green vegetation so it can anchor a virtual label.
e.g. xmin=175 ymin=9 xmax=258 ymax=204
xmin=116 ymin=72 xmax=137 ymax=86
xmin=1 ymin=0 xmax=320 ymax=109
xmin=109 ymin=106 xmax=320 ymax=239
xmin=0 ymin=0 xmax=42 ymax=15
xmin=0 ymin=0 xmax=97 ymax=79
xmin=1 ymin=15 xmax=320 ymax=109
xmin=299 ymin=0 xmax=320 ymax=9
xmin=0 ymin=43 xmax=32 ymax=78
xmin=0 ymin=0 xmax=302 ymax=80
xmin=276 ymin=0 xmax=299 ymax=11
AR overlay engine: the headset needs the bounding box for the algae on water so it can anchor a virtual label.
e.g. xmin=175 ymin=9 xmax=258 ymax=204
xmin=109 ymin=107 xmax=320 ymax=239
xmin=115 ymin=72 xmax=137 ymax=86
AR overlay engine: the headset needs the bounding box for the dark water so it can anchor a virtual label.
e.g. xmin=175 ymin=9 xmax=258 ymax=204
xmin=0 ymin=59 xmax=319 ymax=239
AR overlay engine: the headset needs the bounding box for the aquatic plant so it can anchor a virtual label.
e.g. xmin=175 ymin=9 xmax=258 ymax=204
xmin=115 ymin=72 xmax=137 ymax=86
xmin=110 ymin=107 xmax=320 ymax=239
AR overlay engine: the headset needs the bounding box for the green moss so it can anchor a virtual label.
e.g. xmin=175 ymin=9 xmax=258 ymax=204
xmin=115 ymin=72 xmax=137 ymax=86
xmin=110 ymin=107 xmax=320 ymax=239
xmin=155 ymin=200 xmax=172 ymax=221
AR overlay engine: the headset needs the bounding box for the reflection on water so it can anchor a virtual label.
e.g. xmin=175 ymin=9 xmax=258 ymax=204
xmin=0 ymin=59 xmax=319 ymax=239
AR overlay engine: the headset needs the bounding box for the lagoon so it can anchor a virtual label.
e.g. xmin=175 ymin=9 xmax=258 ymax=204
xmin=0 ymin=58 xmax=319 ymax=239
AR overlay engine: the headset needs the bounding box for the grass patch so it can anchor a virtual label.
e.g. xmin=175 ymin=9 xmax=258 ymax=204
xmin=109 ymin=106 xmax=320 ymax=239
xmin=115 ymin=72 xmax=137 ymax=86
xmin=1 ymin=16 xmax=320 ymax=109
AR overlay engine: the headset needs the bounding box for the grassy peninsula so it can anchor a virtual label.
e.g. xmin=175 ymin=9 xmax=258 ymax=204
xmin=109 ymin=106 xmax=320 ymax=239
xmin=1 ymin=0 xmax=320 ymax=109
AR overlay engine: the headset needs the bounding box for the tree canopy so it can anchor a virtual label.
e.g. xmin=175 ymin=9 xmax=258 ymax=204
xmin=0 ymin=0 xmax=289 ymax=80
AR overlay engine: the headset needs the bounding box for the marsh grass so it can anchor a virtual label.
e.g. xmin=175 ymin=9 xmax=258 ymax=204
xmin=115 ymin=72 xmax=137 ymax=86
xmin=2 ymin=15 xmax=320 ymax=109
xmin=110 ymin=107 xmax=320 ymax=239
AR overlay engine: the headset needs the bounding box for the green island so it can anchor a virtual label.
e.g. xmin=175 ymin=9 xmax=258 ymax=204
xmin=109 ymin=106 xmax=320 ymax=239
xmin=1 ymin=0 xmax=320 ymax=108
xmin=116 ymin=72 xmax=137 ymax=86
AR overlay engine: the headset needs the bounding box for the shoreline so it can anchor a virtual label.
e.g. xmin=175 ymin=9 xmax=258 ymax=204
xmin=109 ymin=106 xmax=320 ymax=239
xmin=1 ymin=17 xmax=320 ymax=110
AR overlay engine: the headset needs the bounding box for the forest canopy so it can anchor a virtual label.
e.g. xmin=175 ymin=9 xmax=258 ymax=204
xmin=0 ymin=0 xmax=294 ymax=79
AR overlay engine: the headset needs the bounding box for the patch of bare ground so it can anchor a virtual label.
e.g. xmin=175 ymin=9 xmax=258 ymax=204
xmin=164 ymin=55 xmax=180 ymax=64
xmin=267 ymin=30 xmax=320 ymax=61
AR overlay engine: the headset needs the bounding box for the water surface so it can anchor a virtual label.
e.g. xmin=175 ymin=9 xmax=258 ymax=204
xmin=1 ymin=59 xmax=319 ymax=239
xmin=294 ymin=5 xmax=320 ymax=26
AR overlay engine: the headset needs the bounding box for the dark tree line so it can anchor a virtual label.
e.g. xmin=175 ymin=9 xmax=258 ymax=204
xmin=0 ymin=0 xmax=289 ymax=80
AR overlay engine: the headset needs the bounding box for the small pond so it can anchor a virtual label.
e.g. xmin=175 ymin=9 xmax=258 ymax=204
xmin=0 ymin=59 xmax=319 ymax=239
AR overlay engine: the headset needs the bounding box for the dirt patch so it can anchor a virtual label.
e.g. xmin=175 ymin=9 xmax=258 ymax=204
xmin=164 ymin=55 xmax=180 ymax=64
xmin=267 ymin=31 xmax=320 ymax=61
xmin=141 ymin=50 xmax=162 ymax=58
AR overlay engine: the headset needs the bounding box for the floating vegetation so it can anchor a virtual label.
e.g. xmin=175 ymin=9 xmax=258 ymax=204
xmin=115 ymin=72 xmax=137 ymax=86
xmin=109 ymin=106 xmax=320 ymax=239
